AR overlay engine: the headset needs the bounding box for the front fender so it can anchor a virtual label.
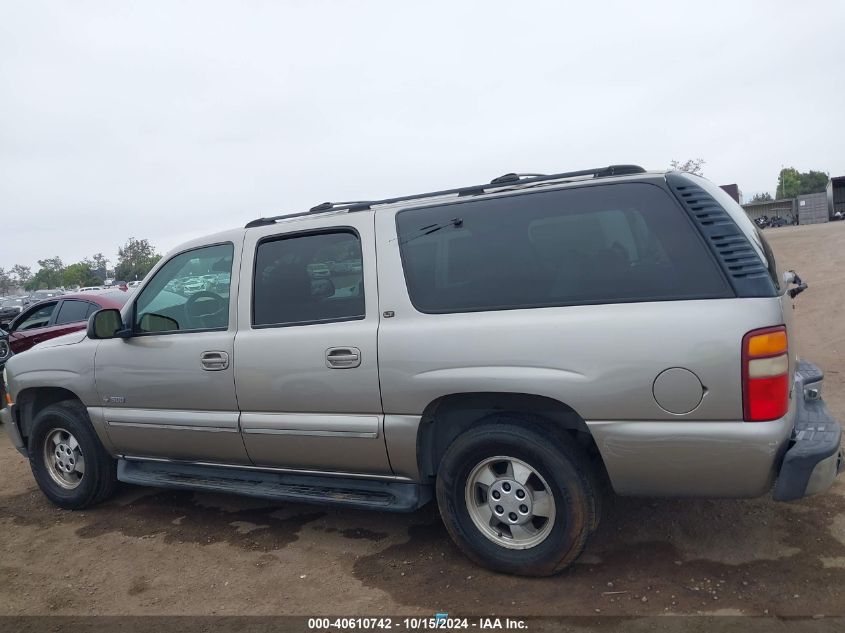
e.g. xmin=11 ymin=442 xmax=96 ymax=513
xmin=5 ymin=339 xmax=100 ymax=407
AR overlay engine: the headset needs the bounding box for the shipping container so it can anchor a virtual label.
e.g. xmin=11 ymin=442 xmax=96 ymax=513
xmin=828 ymin=176 xmax=845 ymax=219
xmin=797 ymin=192 xmax=829 ymax=225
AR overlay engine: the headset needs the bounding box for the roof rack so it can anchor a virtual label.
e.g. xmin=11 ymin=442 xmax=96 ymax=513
xmin=244 ymin=164 xmax=645 ymax=228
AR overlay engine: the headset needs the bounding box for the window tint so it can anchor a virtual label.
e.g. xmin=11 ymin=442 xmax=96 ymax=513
xmin=253 ymin=231 xmax=364 ymax=327
xmin=397 ymin=183 xmax=730 ymax=314
xmin=134 ymin=243 xmax=234 ymax=334
xmin=15 ymin=302 xmax=58 ymax=331
xmin=55 ymin=300 xmax=93 ymax=325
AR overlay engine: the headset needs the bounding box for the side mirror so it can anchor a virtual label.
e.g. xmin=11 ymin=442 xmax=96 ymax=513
xmin=138 ymin=313 xmax=179 ymax=333
xmin=783 ymin=269 xmax=808 ymax=299
xmin=87 ymin=309 xmax=130 ymax=340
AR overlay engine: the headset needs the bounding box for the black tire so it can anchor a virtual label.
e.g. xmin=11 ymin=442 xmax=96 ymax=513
xmin=28 ymin=400 xmax=117 ymax=510
xmin=436 ymin=415 xmax=598 ymax=576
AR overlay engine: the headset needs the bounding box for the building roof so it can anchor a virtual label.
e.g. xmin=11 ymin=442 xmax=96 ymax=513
xmin=742 ymin=197 xmax=794 ymax=208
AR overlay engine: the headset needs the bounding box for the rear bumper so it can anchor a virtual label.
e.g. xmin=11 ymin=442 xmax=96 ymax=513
xmin=589 ymin=416 xmax=793 ymax=497
xmin=773 ymin=360 xmax=843 ymax=501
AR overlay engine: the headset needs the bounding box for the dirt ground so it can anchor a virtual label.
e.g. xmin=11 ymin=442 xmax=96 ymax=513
xmin=1 ymin=222 xmax=844 ymax=619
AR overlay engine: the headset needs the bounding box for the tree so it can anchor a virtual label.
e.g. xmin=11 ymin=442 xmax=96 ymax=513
xmin=11 ymin=264 xmax=32 ymax=289
xmin=670 ymin=158 xmax=705 ymax=176
xmin=115 ymin=237 xmax=161 ymax=281
xmin=0 ymin=268 xmax=13 ymax=295
xmin=91 ymin=253 xmax=109 ymax=271
xmin=776 ymin=168 xmax=801 ymax=199
xmin=776 ymin=167 xmax=829 ymax=199
xmin=27 ymin=257 xmax=64 ymax=290
xmin=751 ymin=192 xmax=773 ymax=203
xmin=88 ymin=253 xmax=110 ymax=282
xmin=801 ymin=170 xmax=829 ymax=194
xmin=62 ymin=262 xmax=102 ymax=288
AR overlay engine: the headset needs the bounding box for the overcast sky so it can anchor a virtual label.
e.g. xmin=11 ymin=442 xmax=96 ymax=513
xmin=2 ymin=1 xmax=844 ymax=273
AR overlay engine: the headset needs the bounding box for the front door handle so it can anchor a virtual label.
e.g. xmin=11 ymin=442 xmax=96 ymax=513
xmin=201 ymin=350 xmax=229 ymax=371
xmin=326 ymin=347 xmax=361 ymax=369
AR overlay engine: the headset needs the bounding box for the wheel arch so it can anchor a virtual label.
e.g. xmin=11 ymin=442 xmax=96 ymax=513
xmin=16 ymin=386 xmax=86 ymax=446
xmin=415 ymin=392 xmax=604 ymax=481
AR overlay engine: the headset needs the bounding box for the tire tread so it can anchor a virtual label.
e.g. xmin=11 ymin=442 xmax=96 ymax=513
xmin=28 ymin=399 xmax=117 ymax=510
xmin=436 ymin=413 xmax=599 ymax=576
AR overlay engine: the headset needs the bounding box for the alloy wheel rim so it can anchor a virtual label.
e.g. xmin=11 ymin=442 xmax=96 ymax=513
xmin=43 ymin=428 xmax=85 ymax=490
xmin=464 ymin=455 xmax=556 ymax=550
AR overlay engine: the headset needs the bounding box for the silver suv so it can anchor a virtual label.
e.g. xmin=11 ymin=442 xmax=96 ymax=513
xmin=3 ymin=165 xmax=842 ymax=576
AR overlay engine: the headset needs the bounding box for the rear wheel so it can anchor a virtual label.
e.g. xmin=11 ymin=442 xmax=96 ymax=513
xmin=436 ymin=416 xmax=597 ymax=576
xmin=29 ymin=400 xmax=117 ymax=510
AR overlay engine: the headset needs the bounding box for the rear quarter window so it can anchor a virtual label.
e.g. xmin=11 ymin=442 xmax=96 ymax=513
xmin=396 ymin=182 xmax=732 ymax=314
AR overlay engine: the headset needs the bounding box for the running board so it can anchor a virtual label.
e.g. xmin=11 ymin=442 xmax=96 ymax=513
xmin=117 ymin=459 xmax=431 ymax=512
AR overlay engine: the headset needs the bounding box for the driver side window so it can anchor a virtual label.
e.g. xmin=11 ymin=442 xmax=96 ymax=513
xmin=134 ymin=243 xmax=234 ymax=334
xmin=14 ymin=302 xmax=58 ymax=331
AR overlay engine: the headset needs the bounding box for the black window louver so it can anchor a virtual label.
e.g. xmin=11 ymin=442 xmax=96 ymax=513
xmin=666 ymin=172 xmax=777 ymax=298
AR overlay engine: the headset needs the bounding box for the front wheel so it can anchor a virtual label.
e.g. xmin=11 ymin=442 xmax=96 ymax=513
xmin=29 ymin=400 xmax=117 ymax=510
xmin=436 ymin=417 xmax=598 ymax=576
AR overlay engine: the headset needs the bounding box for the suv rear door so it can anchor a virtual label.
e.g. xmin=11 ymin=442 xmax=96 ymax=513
xmin=234 ymin=213 xmax=391 ymax=475
xmin=50 ymin=298 xmax=100 ymax=337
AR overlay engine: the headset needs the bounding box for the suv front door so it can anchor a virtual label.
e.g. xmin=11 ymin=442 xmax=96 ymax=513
xmin=235 ymin=215 xmax=390 ymax=475
xmin=94 ymin=241 xmax=250 ymax=464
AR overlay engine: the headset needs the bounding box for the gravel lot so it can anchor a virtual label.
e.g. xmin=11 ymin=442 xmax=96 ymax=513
xmin=1 ymin=222 xmax=843 ymax=618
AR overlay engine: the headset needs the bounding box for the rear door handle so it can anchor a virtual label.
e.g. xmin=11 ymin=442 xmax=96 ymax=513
xmin=326 ymin=347 xmax=361 ymax=369
xmin=201 ymin=350 xmax=230 ymax=371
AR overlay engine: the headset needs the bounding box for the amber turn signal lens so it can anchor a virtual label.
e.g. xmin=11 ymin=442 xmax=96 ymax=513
xmin=747 ymin=329 xmax=788 ymax=357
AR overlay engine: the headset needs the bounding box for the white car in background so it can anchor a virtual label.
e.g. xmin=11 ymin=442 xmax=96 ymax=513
xmin=181 ymin=277 xmax=207 ymax=296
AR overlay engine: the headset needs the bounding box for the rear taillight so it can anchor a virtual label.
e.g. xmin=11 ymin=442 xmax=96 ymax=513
xmin=742 ymin=326 xmax=789 ymax=421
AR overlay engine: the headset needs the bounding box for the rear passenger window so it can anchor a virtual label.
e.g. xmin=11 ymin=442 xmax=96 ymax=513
xmin=397 ymin=183 xmax=731 ymax=313
xmin=253 ymin=230 xmax=365 ymax=327
xmin=55 ymin=300 xmax=93 ymax=325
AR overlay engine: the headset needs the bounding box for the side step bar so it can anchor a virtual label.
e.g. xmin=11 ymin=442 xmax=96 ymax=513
xmin=117 ymin=459 xmax=432 ymax=512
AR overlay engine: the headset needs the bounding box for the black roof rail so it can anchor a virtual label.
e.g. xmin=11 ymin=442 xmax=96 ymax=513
xmin=489 ymin=172 xmax=547 ymax=185
xmin=309 ymin=200 xmax=373 ymax=213
xmin=244 ymin=164 xmax=646 ymax=228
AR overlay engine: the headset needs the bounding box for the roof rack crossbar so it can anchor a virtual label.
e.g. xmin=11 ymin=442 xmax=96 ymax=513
xmin=244 ymin=164 xmax=645 ymax=227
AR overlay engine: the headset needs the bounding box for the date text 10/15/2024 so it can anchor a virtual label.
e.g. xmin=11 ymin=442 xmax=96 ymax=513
xmin=307 ymin=616 xmax=527 ymax=630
